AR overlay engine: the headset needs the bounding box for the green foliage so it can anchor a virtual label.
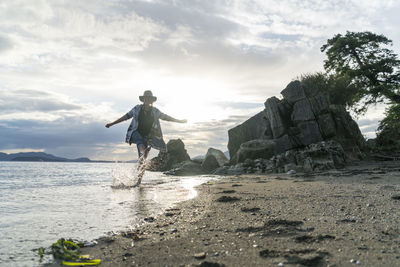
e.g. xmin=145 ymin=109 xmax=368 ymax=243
xmin=321 ymin=31 xmax=400 ymax=114
xmin=299 ymin=72 xmax=358 ymax=108
xmin=38 ymin=247 xmax=45 ymax=258
xmin=376 ymin=104 xmax=400 ymax=151
xmin=50 ymin=238 xmax=82 ymax=261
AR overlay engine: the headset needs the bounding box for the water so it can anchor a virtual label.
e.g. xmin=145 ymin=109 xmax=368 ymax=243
xmin=0 ymin=162 xmax=218 ymax=266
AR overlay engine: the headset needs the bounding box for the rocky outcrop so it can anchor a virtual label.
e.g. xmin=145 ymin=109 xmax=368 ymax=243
xmin=228 ymin=80 xmax=365 ymax=168
xmin=162 ymin=147 xmax=228 ymax=176
xmin=227 ymin=111 xmax=268 ymax=159
xmin=201 ymin=148 xmax=229 ymax=172
xmin=149 ymin=139 xmax=190 ymax=171
xmin=235 ymin=139 xmax=276 ymax=163
xmin=164 ymin=160 xmax=206 ymax=176
xmin=215 ymin=140 xmax=346 ymax=175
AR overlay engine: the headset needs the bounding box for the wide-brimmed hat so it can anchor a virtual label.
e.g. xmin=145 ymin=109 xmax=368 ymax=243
xmin=139 ymin=90 xmax=157 ymax=103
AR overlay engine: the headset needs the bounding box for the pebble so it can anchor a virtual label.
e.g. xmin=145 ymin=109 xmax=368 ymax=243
xmin=194 ymin=252 xmax=206 ymax=259
xmin=278 ymin=263 xmax=284 ymax=266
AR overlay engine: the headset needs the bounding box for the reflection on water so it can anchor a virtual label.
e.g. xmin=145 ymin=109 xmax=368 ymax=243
xmin=0 ymin=162 xmax=219 ymax=267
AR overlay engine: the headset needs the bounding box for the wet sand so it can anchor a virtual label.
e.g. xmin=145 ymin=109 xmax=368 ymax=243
xmin=78 ymin=160 xmax=400 ymax=266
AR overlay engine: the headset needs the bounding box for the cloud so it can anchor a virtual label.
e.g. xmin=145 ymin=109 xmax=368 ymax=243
xmin=0 ymin=35 xmax=13 ymax=53
xmin=0 ymin=89 xmax=81 ymax=113
xmin=0 ymin=0 xmax=399 ymax=159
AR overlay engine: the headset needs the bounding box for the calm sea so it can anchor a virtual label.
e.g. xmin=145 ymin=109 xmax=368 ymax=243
xmin=0 ymin=162 xmax=217 ymax=266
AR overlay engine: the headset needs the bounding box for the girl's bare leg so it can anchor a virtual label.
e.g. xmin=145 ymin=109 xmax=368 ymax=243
xmin=137 ymin=146 xmax=151 ymax=185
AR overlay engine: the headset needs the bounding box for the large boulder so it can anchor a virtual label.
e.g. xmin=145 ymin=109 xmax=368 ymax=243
xmin=226 ymin=140 xmax=346 ymax=174
xmin=329 ymin=105 xmax=366 ymax=160
xmin=201 ymin=148 xmax=229 ymax=172
xmin=264 ymin=97 xmax=287 ymax=139
xmin=227 ymin=79 xmax=365 ymax=170
xmin=280 ymin=80 xmax=306 ymax=104
xmin=291 ymin=99 xmax=315 ymax=123
xmin=164 ymin=160 xmax=206 ymax=176
xmin=296 ymin=120 xmax=323 ymax=146
xmin=227 ymin=111 xmax=268 ymax=158
xmin=235 ymin=139 xmax=276 ymax=163
xmin=149 ymin=139 xmax=190 ymax=171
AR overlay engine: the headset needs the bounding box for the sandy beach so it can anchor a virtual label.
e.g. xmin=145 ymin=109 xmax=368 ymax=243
xmin=62 ymin=160 xmax=400 ymax=267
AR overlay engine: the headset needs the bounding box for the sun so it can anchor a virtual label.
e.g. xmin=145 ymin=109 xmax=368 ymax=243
xmin=154 ymin=76 xmax=234 ymax=124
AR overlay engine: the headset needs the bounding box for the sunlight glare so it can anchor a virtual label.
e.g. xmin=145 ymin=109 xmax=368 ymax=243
xmin=155 ymin=77 xmax=236 ymax=123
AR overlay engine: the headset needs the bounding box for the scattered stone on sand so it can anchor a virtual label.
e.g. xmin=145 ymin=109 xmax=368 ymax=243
xmin=216 ymin=196 xmax=241 ymax=202
xmin=240 ymin=207 xmax=260 ymax=212
xmin=194 ymin=252 xmax=207 ymax=259
xmin=77 ymin=161 xmax=400 ymax=267
xmin=218 ymin=190 xmax=236 ymax=194
xmin=144 ymin=216 xmax=155 ymax=222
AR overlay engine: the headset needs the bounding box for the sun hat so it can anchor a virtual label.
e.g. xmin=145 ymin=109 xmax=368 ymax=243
xmin=139 ymin=90 xmax=157 ymax=103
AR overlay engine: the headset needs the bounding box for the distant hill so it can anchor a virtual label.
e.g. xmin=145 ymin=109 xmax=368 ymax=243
xmin=0 ymin=152 xmax=105 ymax=163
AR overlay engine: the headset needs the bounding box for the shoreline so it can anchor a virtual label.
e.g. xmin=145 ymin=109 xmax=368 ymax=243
xmin=54 ymin=160 xmax=400 ymax=266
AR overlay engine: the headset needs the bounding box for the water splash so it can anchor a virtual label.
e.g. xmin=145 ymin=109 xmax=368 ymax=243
xmin=111 ymin=155 xmax=150 ymax=188
xmin=111 ymin=162 xmax=138 ymax=188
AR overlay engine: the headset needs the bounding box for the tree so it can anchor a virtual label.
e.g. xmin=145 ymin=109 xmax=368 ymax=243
xmin=376 ymin=104 xmax=400 ymax=151
xmin=321 ymin=31 xmax=400 ymax=114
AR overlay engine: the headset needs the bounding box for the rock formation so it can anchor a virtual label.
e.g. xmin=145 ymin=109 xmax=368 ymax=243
xmin=153 ymin=80 xmax=366 ymax=175
xmin=150 ymin=143 xmax=228 ymax=176
xmin=227 ymin=111 xmax=268 ymax=160
xmin=226 ymin=80 xmax=365 ymax=173
xmin=201 ymin=148 xmax=229 ymax=172
xmin=148 ymin=139 xmax=190 ymax=171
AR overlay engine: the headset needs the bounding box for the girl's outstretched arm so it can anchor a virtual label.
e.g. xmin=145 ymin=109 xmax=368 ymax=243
xmin=105 ymin=114 xmax=129 ymax=128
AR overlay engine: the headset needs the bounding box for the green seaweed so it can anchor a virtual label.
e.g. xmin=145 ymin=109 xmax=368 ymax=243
xmin=38 ymin=247 xmax=45 ymax=258
xmin=50 ymin=238 xmax=82 ymax=261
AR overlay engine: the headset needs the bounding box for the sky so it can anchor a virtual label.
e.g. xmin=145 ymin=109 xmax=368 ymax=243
xmin=1 ymin=0 xmax=400 ymax=161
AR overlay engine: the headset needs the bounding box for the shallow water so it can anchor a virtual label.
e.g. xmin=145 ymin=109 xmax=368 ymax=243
xmin=0 ymin=162 xmax=217 ymax=266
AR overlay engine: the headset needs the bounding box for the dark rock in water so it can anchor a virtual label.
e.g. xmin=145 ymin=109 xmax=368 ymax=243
xmin=202 ymin=148 xmax=229 ymax=172
xmin=166 ymin=139 xmax=191 ymax=162
xmin=164 ymin=160 xmax=206 ymax=176
xmin=227 ymin=111 xmax=268 ymax=159
xmin=149 ymin=139 xmax=190 ymax=171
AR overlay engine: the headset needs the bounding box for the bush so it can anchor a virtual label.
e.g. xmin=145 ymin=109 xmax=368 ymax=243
xmin=299 ymin=72 xmax=359 ymax=109
xmin=376 ymin=104 xmax=400 ymax=152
